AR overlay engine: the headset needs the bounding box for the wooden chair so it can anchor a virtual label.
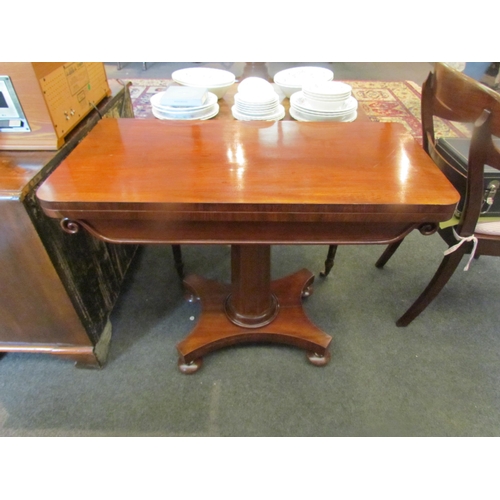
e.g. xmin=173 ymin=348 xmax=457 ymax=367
xmin=375 ymin=62 xmax=500 ymax=326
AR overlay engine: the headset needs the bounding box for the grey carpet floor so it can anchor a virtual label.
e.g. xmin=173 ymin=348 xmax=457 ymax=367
xmin=1 ymin=231 xmax=500 ymax=436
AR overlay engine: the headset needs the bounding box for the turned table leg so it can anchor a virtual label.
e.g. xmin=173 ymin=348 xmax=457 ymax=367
xmin=225 ymin=245 xmax=278 ymax=328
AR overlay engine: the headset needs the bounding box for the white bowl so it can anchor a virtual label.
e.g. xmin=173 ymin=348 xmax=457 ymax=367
xmin=172 ymin=67 xmax=236 ymax=85
xmin=238 ymin=77 xmax=274 ymax=94
xmin=273 ymin=66 xmax=334 ymax=97
xmin=168 ymin=82 xmax=232 ymax=99
xmin=172 ymin=67 xmax=236 ymax=99
xmin=235 ymin=90 xmax=279 ymax=105
xmin=203 ymin=83 xmax=233 ymax=99
xmin=274 ymin=83 xmax=302 ymax=98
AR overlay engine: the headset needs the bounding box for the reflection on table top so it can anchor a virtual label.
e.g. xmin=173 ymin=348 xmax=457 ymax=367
xmin=37 ymin=118 xmax=459 ymax=223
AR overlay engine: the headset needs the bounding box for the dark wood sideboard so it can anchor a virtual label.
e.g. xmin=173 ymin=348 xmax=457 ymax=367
xmin=0 ymin=80 xmax=138 ymax=367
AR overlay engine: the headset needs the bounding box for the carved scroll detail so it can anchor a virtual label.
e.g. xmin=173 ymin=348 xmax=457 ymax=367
xmin=60 ymin=218 xmax=81 ymax=234
xmin=418 ymin=223 xmax=438 ymax=236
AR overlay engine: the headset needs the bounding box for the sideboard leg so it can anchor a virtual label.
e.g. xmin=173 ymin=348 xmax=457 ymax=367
xmin=73 ymin=353 xmax=103 ymax=369
xmin=74 ymin=319 xmax=112 ymax=369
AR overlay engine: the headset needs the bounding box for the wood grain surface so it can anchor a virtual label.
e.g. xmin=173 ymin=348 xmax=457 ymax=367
xmin=37 ymin=118 xmax=459 ymax=221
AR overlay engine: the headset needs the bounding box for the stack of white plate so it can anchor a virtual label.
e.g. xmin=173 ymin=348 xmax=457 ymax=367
xmin=150 ymin=91 xmax=219 ymax=120
xmin=290 ymin=81 xmax=358 ymax=122
xmin=172 ymin=67 xmax=236 ymax=99
xmin=232 ymin=77 xmax=285 ymax=121
xmin=273 ymin=66 xmax=334 ymax=97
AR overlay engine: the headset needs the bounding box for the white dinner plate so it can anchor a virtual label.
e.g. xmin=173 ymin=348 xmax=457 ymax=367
xmin=302 ymin=91 xmax=352 ymax=102
xmin=152 ymin=103 xmax=219 ymax=120
xmin=232 ymin=105 xmax=285 ymax=121
xmin=302 ymin=81 xmax=352 ymax=98
xmin=234 ymin=92 xmax=279 ymax=105
xmin=235 ymin=105 xmax=281 ymax=116
xmin=291 ymin=93 xmax=358 ymax=114
xmin=290 ymin=106 xmax=357 ymax=122
xmin=235 ymin=102 xmax=279 ymax=112
xmin=151 ymin=91 xmax=218 ymax=112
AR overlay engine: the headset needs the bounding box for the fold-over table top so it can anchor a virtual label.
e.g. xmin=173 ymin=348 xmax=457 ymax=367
xmin=37 ymin=118 xmax=459 ymax=223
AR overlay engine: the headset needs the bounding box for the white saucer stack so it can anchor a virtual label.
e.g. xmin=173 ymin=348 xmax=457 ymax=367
xmin=150 ymin=89 xmax=219 ymax=121
xmin=290 ymin=81 xmax=358 ymax=122
xmin=232 ymin=77 xmax=285 ymax=121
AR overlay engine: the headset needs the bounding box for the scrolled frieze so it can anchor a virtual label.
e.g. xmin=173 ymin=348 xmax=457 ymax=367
xmin=418 ymin=222 xmax=438 ymax=236
xmin=60 ymin=218 xmax=81 ymax=234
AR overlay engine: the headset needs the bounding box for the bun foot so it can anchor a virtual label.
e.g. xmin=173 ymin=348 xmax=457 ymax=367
xmin=178 ymin=357 xmax=203 ymax=374
xmin=306 ymin=350 xmax=331 ymax=366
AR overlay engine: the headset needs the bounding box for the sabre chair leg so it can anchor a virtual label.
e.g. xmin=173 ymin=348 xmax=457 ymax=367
xmin=320 ymin=245 xmax=338 ymax=277
xmin=171 ymin=244 xmax=184 ymax=279
xmin=375 ymin=240 xmax=404 ymax=269
xmin=396 ymin=248 xmax=467 ymax=327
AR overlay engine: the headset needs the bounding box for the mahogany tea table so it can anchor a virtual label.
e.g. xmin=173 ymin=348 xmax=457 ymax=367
xmin=36 ymin=118 xmax=459 ymax=373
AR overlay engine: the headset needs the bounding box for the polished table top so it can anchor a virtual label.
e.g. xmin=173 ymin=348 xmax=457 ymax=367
xmin=37 ymin=118 xmax=459 ymax=226
xmin=36 ymin=117 xmax=460 ymax=371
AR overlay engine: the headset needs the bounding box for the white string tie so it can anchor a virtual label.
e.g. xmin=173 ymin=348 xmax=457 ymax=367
xmin=443 ymin=227 xmax=478 ymax=271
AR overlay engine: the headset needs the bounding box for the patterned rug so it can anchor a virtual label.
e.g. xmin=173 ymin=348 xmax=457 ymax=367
xmin=122 ymin=79 xmax=470 ymax=145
